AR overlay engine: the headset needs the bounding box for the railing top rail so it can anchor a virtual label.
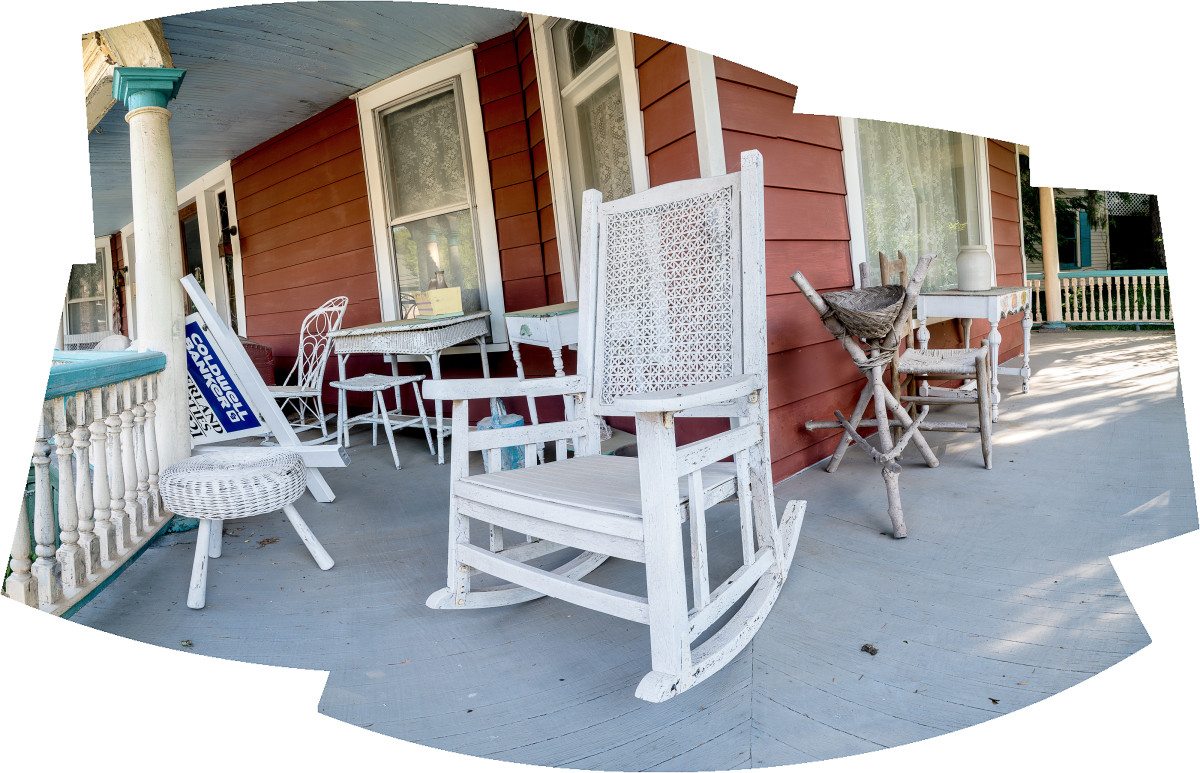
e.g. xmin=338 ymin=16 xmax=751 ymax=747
xmin=1027 ymin=269 xmax=1169 ymax=280
xmin=46 ymin=350 xmax=166 ymax=400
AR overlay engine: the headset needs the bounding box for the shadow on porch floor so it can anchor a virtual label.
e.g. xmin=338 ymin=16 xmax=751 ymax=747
xmin=67 ymin=330 xmax=1196 ymax=770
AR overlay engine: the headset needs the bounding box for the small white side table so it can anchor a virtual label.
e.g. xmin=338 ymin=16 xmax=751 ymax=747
xmin=916 ymin=287 xmax=1033 ymax=421
xmin=504 ymin=302 xmax=581 ymax=455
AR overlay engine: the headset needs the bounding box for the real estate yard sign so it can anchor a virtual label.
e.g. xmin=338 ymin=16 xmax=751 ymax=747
xmin=184 ymin=313 xmax=266 ymax=443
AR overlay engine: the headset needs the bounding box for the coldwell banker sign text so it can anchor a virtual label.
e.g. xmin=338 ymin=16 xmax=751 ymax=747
xmin=184 ymin=317 xmax=263 ymax=441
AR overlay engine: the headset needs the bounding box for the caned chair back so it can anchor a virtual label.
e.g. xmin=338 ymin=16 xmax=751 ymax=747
xmin=576 ymin=151 xmax=766 ymax=421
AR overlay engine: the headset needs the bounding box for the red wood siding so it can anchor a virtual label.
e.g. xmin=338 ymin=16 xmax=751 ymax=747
xmin=476 ymin=22 xmax=563 ymax=320
xmin=231 ymin=99 xmax=383 ymax=410
xmin=988 ymin=139 xmax=1026 ymax=366
xmin=634 ymin=36 xmax=700 ymax=186
xmin=714 ymin=57 xmax=853 ymax=482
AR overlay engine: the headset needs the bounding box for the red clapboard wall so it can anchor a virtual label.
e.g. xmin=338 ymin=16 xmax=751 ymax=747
xmin=634 ymin=36 xmax=701 ymax=186
xmin=231 ymin=99 xmax=384 ymax=410
xmin=713 ymin=58 xmax=860 ymax=482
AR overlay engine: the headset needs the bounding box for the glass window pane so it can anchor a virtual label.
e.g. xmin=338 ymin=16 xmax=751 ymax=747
xmin=381 ymin=88 xmax=469 ymax=221
xmin=391 ymin=209 xmax=481 ymax=315
xmin=857 ymin=120 xmax=979 ymax=291
xmin=576 ymin=76 xmax=633 ymax=203
xmin=67 ymin=250 xmax=105 ymax=300
xmin=564 ymin=22 xmax=615 ymax=79
xmin=67 ymin=299 xmax=107 ymax=336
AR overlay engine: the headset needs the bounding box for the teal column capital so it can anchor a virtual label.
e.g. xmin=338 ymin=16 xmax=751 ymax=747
xmin=112 ymin=67 xmax=187 ymax=111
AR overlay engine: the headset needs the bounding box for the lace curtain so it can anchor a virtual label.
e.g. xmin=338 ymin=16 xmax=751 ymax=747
xmin=857 ymin=120 xmax=975 ymax=290
xmin=382 ymin=88 xmax=468 ymax=220
xmin=577 ymin=77 xmax=633 ymax=204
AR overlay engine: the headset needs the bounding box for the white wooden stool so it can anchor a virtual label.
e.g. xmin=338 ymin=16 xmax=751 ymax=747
xmin=329 ymin=373 xmax=434 ymax=469
xmin=158 ymin=449 xmax=334 ymax=609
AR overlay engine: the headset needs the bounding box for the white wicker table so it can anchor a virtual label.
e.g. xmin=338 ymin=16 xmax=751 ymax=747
xmin=330 ymin=311 xmax=492 ymax=464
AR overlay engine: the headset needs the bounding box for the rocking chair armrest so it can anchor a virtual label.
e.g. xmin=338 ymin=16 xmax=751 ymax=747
xmin=611 ymin=375 xmax=763 ymax=415
xmin=421 ymin=374 xmax=587 ymax=402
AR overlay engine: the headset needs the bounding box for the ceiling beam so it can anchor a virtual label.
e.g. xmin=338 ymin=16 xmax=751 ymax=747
xmin=84 ymin=20 xmax=174 ymax=132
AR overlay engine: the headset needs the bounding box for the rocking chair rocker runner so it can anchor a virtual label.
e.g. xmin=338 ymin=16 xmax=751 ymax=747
xmin=423 ymin=150 xmax=805 ymax=702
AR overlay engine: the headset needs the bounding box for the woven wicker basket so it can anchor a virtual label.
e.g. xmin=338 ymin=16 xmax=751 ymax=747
xmin=821 ymin=285 xmax=905 ymax=340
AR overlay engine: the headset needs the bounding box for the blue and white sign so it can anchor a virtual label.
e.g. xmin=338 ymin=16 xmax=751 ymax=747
xmin=184 ymin=315 xmax=265 ymax=442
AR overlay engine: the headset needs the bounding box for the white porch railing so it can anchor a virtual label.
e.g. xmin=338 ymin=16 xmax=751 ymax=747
xmin=5 ymin=350 xmax=167 ymax=616
xmin=1026 ymin=270 xmax=1171 ymax=326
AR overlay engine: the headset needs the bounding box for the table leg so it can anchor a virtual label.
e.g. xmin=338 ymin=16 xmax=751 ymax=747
xmin=337 ymin=354 xmax=350 ymax=448
xmin=1021 ymin=310 xmax=1032 ymax=393
xmin=511 ymin=342 xmax=544 ymax=463
xmin=477 ymin=336 xmax=490 ymax=378
xmin=916 ymin=315 xmax=931 ymax=396
xmin=426 ymin=353 xmax=445 ymax=464
xmin=550 ymin=345 xmax=566 ymax=378
xmin=988 ymin=321 xmax=1002 ymax=422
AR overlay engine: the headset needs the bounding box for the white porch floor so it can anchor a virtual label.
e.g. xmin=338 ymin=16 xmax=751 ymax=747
xmin=67 ymin=330 xmax=1196 ymax=770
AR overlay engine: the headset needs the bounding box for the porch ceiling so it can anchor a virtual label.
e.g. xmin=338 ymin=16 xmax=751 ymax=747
xmin=87 ymin=1 xmax=525 ymax=236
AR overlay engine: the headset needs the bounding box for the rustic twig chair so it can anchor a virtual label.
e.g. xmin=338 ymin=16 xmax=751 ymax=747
xmin=268 ymin=296 xmax=348 ymax=440
xmin=423 ymin=150 xmax=805 ymax=702
xmin=879 ymin=251 xmax=993 ymax=471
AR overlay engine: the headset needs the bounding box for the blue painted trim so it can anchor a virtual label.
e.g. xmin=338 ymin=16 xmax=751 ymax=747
xmin=1027 ymin=269 xmax=1169 ymax=280
xmin=60 ymin=516 xmax=175 ymax=621
xmin=112 ymin=67 xmax=186 ymax=110
xmin=46 ymin=350 xmax=166 ymax=400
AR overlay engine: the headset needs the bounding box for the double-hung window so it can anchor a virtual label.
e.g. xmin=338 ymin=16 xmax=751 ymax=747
xmin=356 ymin=47 xmax=502 ymax=337
xmin=532 ymin=17 xmax=648 ymax=300
xmin=62 ymin=241 xmax=112 ymax=349
xmin=844 ymin=118 xmax=992 ymax=290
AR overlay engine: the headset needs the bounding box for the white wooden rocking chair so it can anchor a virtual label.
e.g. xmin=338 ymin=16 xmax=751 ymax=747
xmin=268 ymin=296 xmax=348 ymax=440
xmin=423 ymin=151 xmax=804 ymax=702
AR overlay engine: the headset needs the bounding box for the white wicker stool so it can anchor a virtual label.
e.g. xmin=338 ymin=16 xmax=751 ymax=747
xmin=330 ymin=373 xmax=434 ymax=469
xmin=159 ymin=449 xmax=334 ymax=609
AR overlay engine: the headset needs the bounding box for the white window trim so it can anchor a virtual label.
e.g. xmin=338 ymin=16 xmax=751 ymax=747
xmin=117 ymin=160 xmax=247 ymax=336
xmin=685 ymin=49 xmax=726 ymax=178
xmin=119 ymin=222 xmax=136 ymax=340
xmin=530 ymin=15 xmax=650 ymax=302
xmin=176 ymin=161 xmax=247 ymax=334
xmin=840 ymin=116 xmax=995 ymax=288
xmin=352 ymin=44 xmax=507 ymax=344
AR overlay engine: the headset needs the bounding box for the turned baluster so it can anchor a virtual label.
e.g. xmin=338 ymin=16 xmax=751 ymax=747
xmin=30 ymin=414 xmax=62 ymax=606
xmin=1032 ymin=279 xmax=1043 ymax=323
xmin=106 ymin=383 xmax=130 ymax=553
xmin=132 ymin=378 xmax=151 ymax=533
xmin=72 ymin=393 xmax=100 ymax=576
xmin=120 ymin=380 xmax=141 ymax=539
xmin=1089 ymin=277 xmax=1099 ymax=321
xmin=6 ymin=502 xmax=37 ymax=607
xmin=1121 ymin=276 xmax=1131 ymax=322
xmin=143 ymin=376 xmax=161 ymax=522
xmin=90 ymin=386 xmax=116 ymax=563
xmin=53 ymin=399 xmax=85 ymax=592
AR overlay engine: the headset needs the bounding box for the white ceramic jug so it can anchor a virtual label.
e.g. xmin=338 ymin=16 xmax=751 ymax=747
xmin=956 ymin=245 xmax=993 ymax=291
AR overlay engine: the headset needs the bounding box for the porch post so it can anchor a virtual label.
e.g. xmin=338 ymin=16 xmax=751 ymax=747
xmin=112 ymin=67 xmax=191 ymax=468
xmin=1038 ymin=187 xmax=1066 ymax=328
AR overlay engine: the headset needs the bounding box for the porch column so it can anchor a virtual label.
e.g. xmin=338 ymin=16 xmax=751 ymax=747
xmin=1038 ymin=187 xmax=1065 ymax=328
xmin=112 ymin=67 xmax=191 ymax=468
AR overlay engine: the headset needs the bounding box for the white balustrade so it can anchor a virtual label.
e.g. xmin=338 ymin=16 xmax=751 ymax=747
xmin=1026 ymin=271 xmax=1171 ymax=327
xmin=4 ymin=351 xmax=167 ymax=616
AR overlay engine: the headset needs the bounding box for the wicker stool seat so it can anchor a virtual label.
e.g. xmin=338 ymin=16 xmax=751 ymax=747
xmin=159 ymin=449 xmax=334 ymax=609
xmin=330 ymin=373 xmax=434 ymax=470
xmin=898 ymin=347 xmax=982 ymax=375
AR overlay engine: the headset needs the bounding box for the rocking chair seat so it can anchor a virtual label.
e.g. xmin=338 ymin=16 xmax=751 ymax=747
xmin=457 ymin=455 xmax=738 ymax=559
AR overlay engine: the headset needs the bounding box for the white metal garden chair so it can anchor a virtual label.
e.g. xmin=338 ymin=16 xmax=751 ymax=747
xmin=423 ymin=150 xmax=805 ymax=702
xmin=268 ymin=296 xmax=348 ymax=440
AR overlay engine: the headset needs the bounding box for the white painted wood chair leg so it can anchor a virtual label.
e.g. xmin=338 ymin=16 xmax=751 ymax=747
xmin=208 ymin=517 xmax=223 ymax=558
xmin=281 ymin=503 xmax=334 ymax=570
xmin=413 ymin=381 xmax=435 ymax=455
xmin=188 ymin=518 xmax=212 ymax=609
xmin=375 ymin=390 xmax=401 ymax=470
